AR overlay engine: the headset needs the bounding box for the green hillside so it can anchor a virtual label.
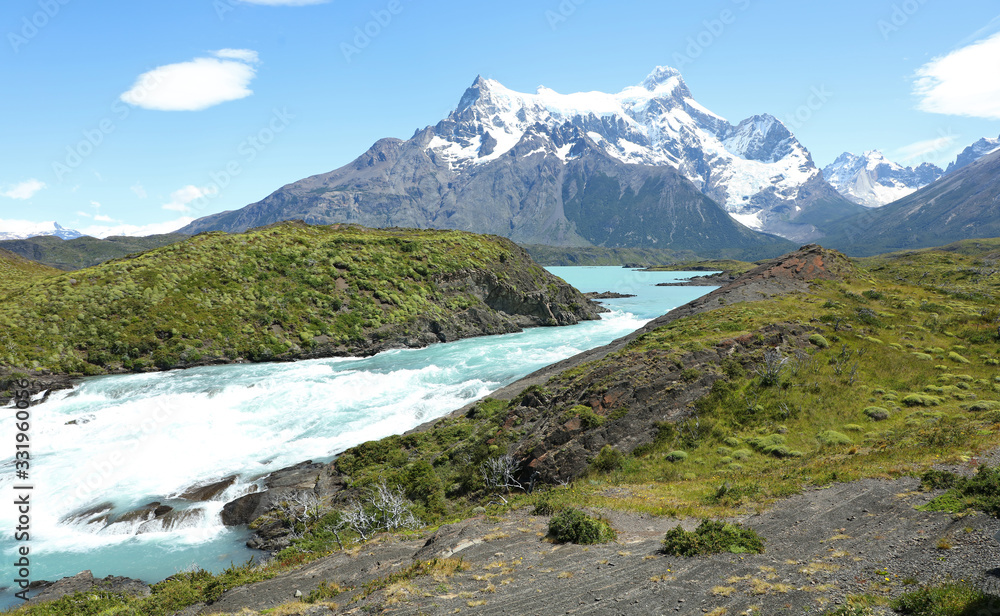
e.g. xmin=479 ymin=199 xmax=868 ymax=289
xmin=0 ymin=224 xmax=597 ymax=376
xmin=0 ymin=233 xmax=189 ymax=270
xmin=0 ymin=247 xmax=61 ymax=296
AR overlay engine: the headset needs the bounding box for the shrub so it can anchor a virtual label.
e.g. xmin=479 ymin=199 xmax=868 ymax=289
xmin=591 ymin=445 xmax=624 ymax=473
xmin=564 ymin=404 xmax=605 ymax=429
xmin=548 ymin=508 xmax=616 ymax=544
xmin=532 ymin=495 xmax=561 ymax=516
xmin=863 ymin=406 xmax=890 ymax=421
xmin=808 ymin=334 xmax=830 ymax=348
xmin=817 ymin=430 xmax=852 ymax=447
xmin=746 ymin=434 xmax=804 ymax=458
xmin=902 ymin=394 xmax=944 ymax=407
xmin=948 ymin=351 xmax=971 ymax=364
xmin=660 ymin=519 xmax=765 ymax=556
xmin=919 ymin=466 xmax=1000 ymax=517
xmin=891 ymin=581 xmax=1000 ymax=615
xmin=665 ymin=450 xmax=688 ymax=462
xmin=967 ymin=401 xmax=1000 ymax=412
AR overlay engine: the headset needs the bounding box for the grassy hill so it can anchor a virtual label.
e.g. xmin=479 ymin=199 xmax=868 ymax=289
xmin=0 ymin=233 xmax=188 ymax=270
xmin=0 ymin=247 xmax=61 ymax=296
xmin=0 ymin=223 xmax=599 ymax=376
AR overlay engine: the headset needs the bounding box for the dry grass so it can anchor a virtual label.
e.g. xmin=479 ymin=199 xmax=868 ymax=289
xmin=483 ymin=531 xmax=511 ymax=541
xmin=800 ymin=562 xmax=841 ymax=575
xmin=749 ymin=578 xmax=792 ymax=595
xmin=383 ymin=581 xmax=417 ymax=605
xmin=711 ymin=585 xmax=737 ymax=596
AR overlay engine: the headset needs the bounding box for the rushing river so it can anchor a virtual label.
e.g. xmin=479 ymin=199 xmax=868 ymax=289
xmin=0 ymin=267 xmax=715 ymax=604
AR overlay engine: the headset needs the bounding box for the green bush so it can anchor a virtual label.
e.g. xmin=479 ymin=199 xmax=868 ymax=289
xmin=948 ymin=351 xmax=971 ymax=364
xmin=891 ymin=581 xmax=1000 ymax=615
xmin=919 ymin=465 xmax=1000 ymax=516
xmin=660 ymin=519 xmax=765 ymax=556
xmin=745 ymin=434 xmax=803 ymax=458
xmin=816 ymin=430 xmax=852 ymax=447
xmin=808 ymin=333 xmax=830 ymax=348
xmin=564 ymin=404 xmax=605 ymax=429
xmin=532 ymin=494 xmax=562 ymax=516
xmin=665 ymin=450 xmax=688 ymax=462
xmin=548 ymin=508 xmax=617 ymax=544
xmin=591 ymin=445 xmax=624 ymax=473
xmin=863 ymin=406 xmax=890 ymax=421
xmin=902 ymin=394 xmax=944 ymax=407
xmin=966 ymin=401 xmax=1000 ymax=412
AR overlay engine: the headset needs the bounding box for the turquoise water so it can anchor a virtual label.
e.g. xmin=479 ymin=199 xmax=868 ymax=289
xmin=0 ymin=267 xmax=714 ymax=604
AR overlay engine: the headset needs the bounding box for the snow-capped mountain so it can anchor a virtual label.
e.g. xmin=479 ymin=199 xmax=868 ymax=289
xmin=0 ymin=220 xmax=83 ymax=241
xmin=421 ymin=67 xmax=852 ymax=240
xmin=822 ymin=151 xmax=943 ymax=208
xmin=946 ymin=135 xmax=1000 ymax=174
xmin=181 ymin=67 xmax=860 ymax=247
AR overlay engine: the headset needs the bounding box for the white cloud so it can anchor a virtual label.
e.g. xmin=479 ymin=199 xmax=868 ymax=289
xmin=131 ymin=182 xmax=148 ymax=199
xmin=120 ymin=49 xmax=260 ymax=111
xmin=162 ymin=185 xmax=218 ymax=213
xmin=914 ymin=32 xmax=1000 ymax=120
xmin=1 ymin=179 xmax=46 ymax=200
xmin=75 ymin=206 xmax=119 ymax=224
xmin=214 ymin=48 xmax=260 ymax=63
xmin=80 ymin=217 xmax=194 ymax=239
xmin=239 ymin=0 xmax=330 ymax=5
xmin=893 ymin=133 xmax=960 ymax=163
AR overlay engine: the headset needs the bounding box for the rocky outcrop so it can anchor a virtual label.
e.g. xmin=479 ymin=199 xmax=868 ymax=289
xmin=178 ymin=476 xmax=237 ymax=501
xmin=0 ymin=370 xmax=75 ymax=407
xmin=221 ymin=461 xmax=325 ymax=527
xmin=505 ymin=322 xmax=819 ymax=483
xmin=27 ymin=570 xmax=150 ymax=605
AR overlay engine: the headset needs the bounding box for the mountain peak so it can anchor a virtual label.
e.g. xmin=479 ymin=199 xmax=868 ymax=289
xmin=640 ymin=66 xmax=682 ymax=91
xmin=822 ymin=149 xmax=943 ymax=208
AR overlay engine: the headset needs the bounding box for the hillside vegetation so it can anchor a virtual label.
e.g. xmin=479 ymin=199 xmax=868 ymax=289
xmin=0 ymin=248 xmax=61 ymax=296
xmin=0 ymin=223 xmax=599 ymax=377
xmin=0 ymin=233 xmax=188 ymax=270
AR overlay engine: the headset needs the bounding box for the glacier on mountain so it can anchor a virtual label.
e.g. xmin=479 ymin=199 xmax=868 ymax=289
xmin=425 ymin=66 xmax=831 ymax=238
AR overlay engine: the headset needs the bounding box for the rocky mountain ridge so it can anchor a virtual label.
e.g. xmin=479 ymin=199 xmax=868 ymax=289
xmin=179 ymin=66 xmax=862 ymax=246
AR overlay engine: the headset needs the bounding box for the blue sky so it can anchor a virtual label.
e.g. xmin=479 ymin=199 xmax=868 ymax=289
xmin=1 ymin=0 xmax=999 ymax=237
